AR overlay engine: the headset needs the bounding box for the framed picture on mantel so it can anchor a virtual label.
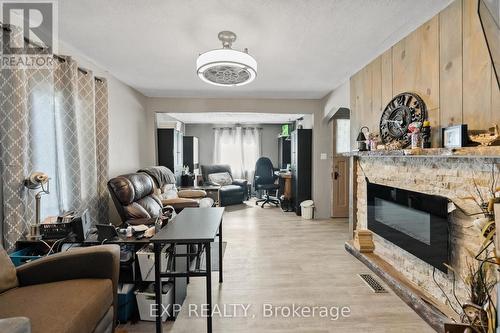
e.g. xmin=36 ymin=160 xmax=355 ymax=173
xmin=442 ymin=124 xmax=468 ymax=148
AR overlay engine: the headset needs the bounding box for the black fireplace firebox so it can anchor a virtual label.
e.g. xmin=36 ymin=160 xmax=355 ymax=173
xmin=367 ymin=182 xmax=449 ymax=272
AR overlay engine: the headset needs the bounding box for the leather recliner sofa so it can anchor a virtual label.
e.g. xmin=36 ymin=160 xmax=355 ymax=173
xmin=108 ymin=168 xmax=213 ymax=225
xmin=138 ymin=166 xmax=211 ymax=212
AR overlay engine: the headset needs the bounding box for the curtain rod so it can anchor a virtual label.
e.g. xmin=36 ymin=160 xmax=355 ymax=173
xmin=213 ymin=126 xmax=263 ymax=130
xmin=1 ymin=22 xmax=103 ymax=81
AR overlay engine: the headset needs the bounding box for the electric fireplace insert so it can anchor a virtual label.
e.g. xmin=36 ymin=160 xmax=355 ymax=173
xmin=367 ymin=182 xmax=449 ymax=272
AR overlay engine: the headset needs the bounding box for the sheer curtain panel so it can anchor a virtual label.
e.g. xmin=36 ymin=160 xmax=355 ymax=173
xmin=213 ymin=126 xmax=261 ymax=180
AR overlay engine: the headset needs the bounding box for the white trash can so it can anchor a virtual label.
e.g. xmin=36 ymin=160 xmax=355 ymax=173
xmin=300 ymin=200 xmax=315 ymax=219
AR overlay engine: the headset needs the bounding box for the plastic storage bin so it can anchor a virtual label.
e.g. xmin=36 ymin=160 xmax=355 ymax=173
xmin=117 ymin=283 xmax=136 ymax=323
xmin=137 ymin=244 xmax=170 ymax=281
xmin=300 ymin=200 xmax=315 ymax=219
xmin=9 ymin=247 xmax=43 ymax=267
xmin=135 ymin=282 xmax=173 ymax=322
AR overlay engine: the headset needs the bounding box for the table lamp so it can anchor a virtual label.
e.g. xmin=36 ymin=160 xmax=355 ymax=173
xmin=24 ymin=172 xmax=50 ymax=240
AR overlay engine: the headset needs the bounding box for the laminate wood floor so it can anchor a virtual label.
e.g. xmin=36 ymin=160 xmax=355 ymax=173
xmin=119 ymin=200 xmax=434 ymax=333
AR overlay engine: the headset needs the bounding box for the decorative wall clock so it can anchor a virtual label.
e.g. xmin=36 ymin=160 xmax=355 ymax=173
xmin=379 ymin=92 xmax=427 ymax=148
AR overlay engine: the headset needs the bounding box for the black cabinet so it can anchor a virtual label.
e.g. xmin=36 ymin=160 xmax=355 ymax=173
xmin=183 ymin=136 xmax=199 ymax=174
xmin=157 ymin=128 xmax=183 ymax=185
xmin=290 ymin=129 xmax=312 ymax=215
xmin=278 ymin=136 xmax=291 ymax=169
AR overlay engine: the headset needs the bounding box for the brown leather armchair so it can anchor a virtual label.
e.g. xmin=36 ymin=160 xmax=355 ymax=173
xmin=0 ymin=245 xmax=120 ymax=333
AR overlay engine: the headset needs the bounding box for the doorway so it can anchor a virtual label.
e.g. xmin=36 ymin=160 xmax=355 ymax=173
xmin=331 ymin=109 xmax=350 ymax=218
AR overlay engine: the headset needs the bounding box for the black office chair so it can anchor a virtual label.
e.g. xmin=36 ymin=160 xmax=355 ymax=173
xmin=254 ymin=157 xmax=280 ymax=208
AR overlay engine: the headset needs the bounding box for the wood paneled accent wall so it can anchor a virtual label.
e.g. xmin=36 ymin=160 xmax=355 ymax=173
xmin=350 ymin=0 xmax=500 ymax=148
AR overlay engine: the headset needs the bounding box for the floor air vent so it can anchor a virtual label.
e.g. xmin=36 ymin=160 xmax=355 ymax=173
xmin=358 ymin=274 xmax=388 ymax=293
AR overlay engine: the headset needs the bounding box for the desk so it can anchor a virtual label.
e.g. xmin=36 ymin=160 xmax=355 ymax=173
xmin=279 ymin=172 xmax=292 ymax=199
xmin=151 ymin=207 xmax=224 ymax=333
xmin=16 ymin=221 xmax=188 ymax=307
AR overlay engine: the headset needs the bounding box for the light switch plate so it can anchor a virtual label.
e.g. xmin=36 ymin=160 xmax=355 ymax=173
xmin=320 ymin=153 xmax=327 ymax=160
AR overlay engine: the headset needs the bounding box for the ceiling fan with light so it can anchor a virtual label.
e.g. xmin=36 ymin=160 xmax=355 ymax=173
xmin=196 ymin=31 xmax=257 ymax=87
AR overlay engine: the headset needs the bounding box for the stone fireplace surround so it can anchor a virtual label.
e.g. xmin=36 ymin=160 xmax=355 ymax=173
xmin=346 ymin=147 xmax=500 ymax=329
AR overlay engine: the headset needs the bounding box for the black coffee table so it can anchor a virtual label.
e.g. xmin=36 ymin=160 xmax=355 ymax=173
xmin=151 ymin=207 xmax=225 ymax=333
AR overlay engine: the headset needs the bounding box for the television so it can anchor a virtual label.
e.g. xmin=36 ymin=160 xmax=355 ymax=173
xmin=479 ymin=0 xmax=500 ymax=88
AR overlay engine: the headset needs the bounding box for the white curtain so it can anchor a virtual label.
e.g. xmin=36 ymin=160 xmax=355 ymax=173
xmin=241 ymin=128 xmax=261 ymax=181
xmin=213 ymin=127 xmax=261 ymax=180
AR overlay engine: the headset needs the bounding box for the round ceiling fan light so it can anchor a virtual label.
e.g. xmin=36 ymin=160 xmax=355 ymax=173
xmin=196 ymin=31 xmax=257 ymax=87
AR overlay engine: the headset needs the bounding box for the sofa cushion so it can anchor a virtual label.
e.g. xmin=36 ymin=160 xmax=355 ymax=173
xmin=0 ymin=279 xmax=112 ymax=333
xmin=178 ymin=189 xmax=207 ymax=199
xmin=208 ymin=172 xmax=233 ymax=186
xmin=200 ymin=164 xmax=232 ymax=183
xmin=123 ymin=194 xmax=162 ymax=219
xmin=161 ymin=197 xmax=199 ymax=210
xmin=0 ymin=245 xmax=18 ymax=293
xmin=220 ymin=184 xmax=245 ymax=195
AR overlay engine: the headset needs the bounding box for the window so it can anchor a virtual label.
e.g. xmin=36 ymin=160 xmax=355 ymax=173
xmin=213 ymin=127 xmax=261 ymax=179
xmin=335 ymin=119 xmax=350 ymax=153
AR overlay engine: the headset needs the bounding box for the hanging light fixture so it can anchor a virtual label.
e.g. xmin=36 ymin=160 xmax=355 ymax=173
xmin=196 ymin=31 xmax=257 ymax=87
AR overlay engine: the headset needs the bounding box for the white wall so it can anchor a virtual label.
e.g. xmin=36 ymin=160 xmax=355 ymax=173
xmin=316 ymin=82 xmax=351 ymax=220
xmin=184 ymin=123 xmax=282 ymax=167
xmin=107 ymin=81 xmax=152 ymax=176
xmin=298 ymin=114 xmax=313 ymax=129
xmin=323 ymin=81 xmax=350 ymax=118
xmin=147 ymin=97 xmax=333 ymax=219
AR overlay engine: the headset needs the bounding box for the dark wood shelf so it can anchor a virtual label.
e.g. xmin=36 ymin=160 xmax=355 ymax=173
xmin=342 ymin=146 xmax=500 ymax=159
xmin=345 ymin=241 xmax=457 ymax=333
